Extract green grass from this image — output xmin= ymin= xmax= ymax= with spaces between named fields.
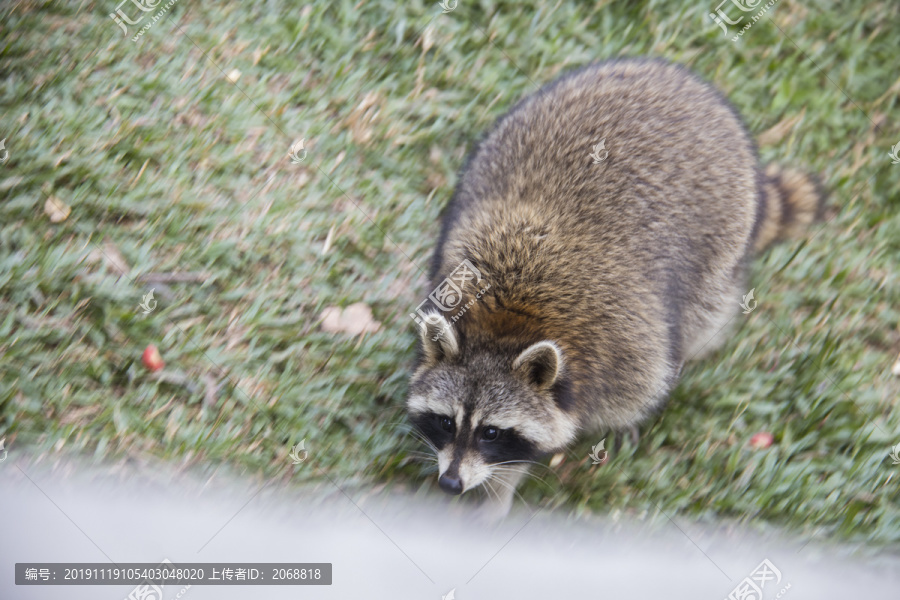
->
xmin=1 ymin=0 xmax=899 ymax=550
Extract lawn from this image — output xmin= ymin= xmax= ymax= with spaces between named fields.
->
xmin=1 ymin=0 xmax=898 ymax=552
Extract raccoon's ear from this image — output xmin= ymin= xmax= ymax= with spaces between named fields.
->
xmin=513 ymin=341 xmax=562 ymax=390
xmin=420 ymin=313 xmax=459 ymax=364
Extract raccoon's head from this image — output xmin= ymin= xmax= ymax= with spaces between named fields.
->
xmin=406 ymin=313 xmax=578 ymax=496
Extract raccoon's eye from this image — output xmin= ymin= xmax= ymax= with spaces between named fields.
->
xmin=482 ymin=426 xmax=500 ymax=441
xmin=440 ymin=416 xmax=454 ymax=433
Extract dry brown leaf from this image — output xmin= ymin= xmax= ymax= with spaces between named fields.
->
xmin=758 ymin=108 xmax=806 ymax=147
xmin=251 ymin=45 xmax=269 ymax=66
xmin=101 ymin=241 xmax=130 ymax=275
xmin=345 ymin=91 xmax=380 ymax=144
xmin=421 ymin=24 xmax=435 ymax=53
xmin=44 ymin=195 xmax=71 ymax=222
xmin=320 ymin=302 xmax=381 ymax=336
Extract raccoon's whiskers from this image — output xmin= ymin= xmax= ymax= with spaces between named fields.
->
xmin=492 ymin=465 xmax=539 ymax=480
xmin=406 ymin=428 xmax=438 ymax=454
xmin=481 ymin=477 xmax=502 ymax=504
xmin=405 ymin=451 xmax=438 ymax=463
xmin=486 ymin=471 xmax=527 ymax=505
xmin=492 ymin=465 xmax=553 ymax=491
xmin=490 ymin=460 xmax=561 ymax=483
xmin=490 ymin=459 xmax=554 ymax=470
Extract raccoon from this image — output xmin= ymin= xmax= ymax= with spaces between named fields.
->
xmin=406 ymin=58 xmax=824 ymax=515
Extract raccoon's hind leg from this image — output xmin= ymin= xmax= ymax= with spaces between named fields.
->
xmin=683 ymin=282 xmax=741 ymax=361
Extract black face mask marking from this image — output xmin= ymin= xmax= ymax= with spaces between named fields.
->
xmin=411 ymin=412 xmax=454 ymax=451
xmin=413 ymin=409 xmax=542 ymax=469
xmin=477 ymin=427 xmax=542 ymax=465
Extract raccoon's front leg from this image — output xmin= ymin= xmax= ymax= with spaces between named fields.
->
xmin=477 ymin=465 xmax=529 ymax=521
xmin=612 ymin=424 xmax=642 ymax=453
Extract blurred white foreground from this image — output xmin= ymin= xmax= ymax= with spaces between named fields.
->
xmin=1 ymin=457 xmax=897 ymax=599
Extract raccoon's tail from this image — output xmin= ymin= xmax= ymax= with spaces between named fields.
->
xmin=753 ymin=164 xmax=826 ymax=252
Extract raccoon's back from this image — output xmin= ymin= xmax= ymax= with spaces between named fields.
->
xmin=437 ymin=58 xmax=756 ymax=269
xmin=435 ymin=58 xmax=757 ymax=323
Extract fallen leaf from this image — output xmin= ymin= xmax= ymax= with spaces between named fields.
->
xmin=421 ymin=24 xmax=435 ymax=53
xmin=251 ymin=45 xmax=269 ymax=66
xmin=44 ymin=195 xmax=71 ymax=222
xmin=101 ymin=241 xmax=130 ymax=276
xmin=758 ymin=108 xmax=806 ymax=147
xmin=320 ymin=302 xmax=381 ymax=335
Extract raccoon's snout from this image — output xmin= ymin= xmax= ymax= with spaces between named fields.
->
xmin=438 ymin=472 xmax=463 ymax=495
xmin=438 ymin=462 xmax=465 ymax=495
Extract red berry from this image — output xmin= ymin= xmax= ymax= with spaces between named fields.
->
xmin=749 ymin=432 xmax=774 ymax=449
xmin=141 ymin=345 xmax=164 ymax=372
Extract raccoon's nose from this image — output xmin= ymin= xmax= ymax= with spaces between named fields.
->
xmin=438 ymin=473 xmax=463 ymax=495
